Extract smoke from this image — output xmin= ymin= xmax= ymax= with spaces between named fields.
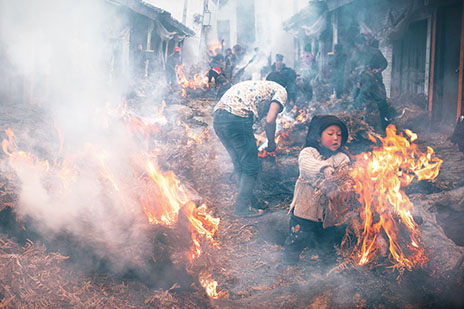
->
xmin=1 ymin=0 xmax=117 ymax=132
xmin=0 ymin=0 xmax=163 ymax=273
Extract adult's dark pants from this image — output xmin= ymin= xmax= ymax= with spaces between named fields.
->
xmin=213 ymin=109 xmax=259 ymax=212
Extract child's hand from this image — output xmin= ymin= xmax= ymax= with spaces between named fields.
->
xmin=323 ymin=166 xmax=335 ymax=178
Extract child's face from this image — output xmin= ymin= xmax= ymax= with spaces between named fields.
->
xmin=320 ymin=125 xmax=342 ymax=152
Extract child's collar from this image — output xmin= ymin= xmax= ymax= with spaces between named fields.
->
xmin=317 ymin=144 xmax=339 ymax=158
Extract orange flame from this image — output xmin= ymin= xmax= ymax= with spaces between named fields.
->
xmin=2 ymin=102 xmax=220 ymax=264
xmin=157 ymin=100 xmax=167 ymax=124
xmin=208 ymin=41 xmax=223 ymax=56
xmin=175 ymin=65 xmax=209 ymax=96
xmin=258 ymin=150 xmax=276 ymax=158
xmin=349 ymin=124 xmax=442 ymax=271
xmin=2 ymin=128 xmax=50 ymax=170
xmin=128 ymin=112 xmax=219 ymax=261
xmin=55 ymin=125 xmax=64 ymax=155
xmin=142 ymin=159 xmax=220 ymax=261
xmin=295 ymin=108 xmax=310 ymax=124
xmin=178 ymin=119 xmax=208 ymax=145
xmin=199 ymin=271 xmax=219 ymax=299
xmin=182 ymin=202 xmax=220 ymax=262
xmin=2 ymin=128 xmax=16 ymax=156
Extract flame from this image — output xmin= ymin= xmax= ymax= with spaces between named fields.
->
xmin=258 ymin=150 xmax=276 ymax=158
xmin=2 ymin=128 xmax=51 ymax=170
xmin=123 ymin=101 xmax=167 ymax=152
xmin=2 ymin=128 xmax=16 ymax=156
xmin=97 ymin=153 xmax=120 ymax=192
xmin=182 ymin=202 xmax=220 ymax=262
xmin=177 ymin=119 xmax=208 ymax=145
xmin=157 ymin=100 xmax=167 ymax=125
xmin=142 ymin=159 xmax=189 ymax=225
xmin=199 ymin=271 xmax=219 ymax=299
xmin=349 ymin=124 xmax=442 ymax=271
xmin=175 ymin=65 xmax=209 ymax=96
xmin=121 ymin=105 xmax=220 ymax=261
xmin=295 ymin=108 xmax=310 ymax=123
xmin=175 ymin=64 xmax=189 ymax=89
xmin=1 ymin=102 xmax=220 ymax=263
xmin=208 ymin=41 xmax=222 ymax=56
xmin=55 ymin=124 xmax=64 ymax=155
xmin=141 ymin=159 xmax=220 ymax=262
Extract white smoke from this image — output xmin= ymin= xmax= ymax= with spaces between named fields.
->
xmin=0 ymin=0 xmax=159 ymax=272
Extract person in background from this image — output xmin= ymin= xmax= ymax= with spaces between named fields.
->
xmin=293 ymin=76 xmax=313 ymax=111
xmin=278 ymin=67 xmax=297 ymax=110
xmin=283 ymin=115 xmax=350 ymax=265
xmin=349 ymin=34 xmax=390 ymax=131
xmin=271 ymin=54 xmax=286 ymax=73
xmin=233 ymin=44 xmax=245 ymax=63
xmin=349 ymin=34 xmax=387 ymax=91
xmin=450 ymin=115 xmax=464 ymax=152
xmin=260 ymin=54 xmax=272 ymax=80
xmin=213 ymin=72 xmax=289 ymax=216
xmin=165 ymin=46 xmax=181 ymax=90
xmin=224 ymin=48 xmax=236 ymax=80
xmin=299 ymin=43 xmax=316 ymax=81
xmin=277 ymin=68 xmax=312 ymax=112
xmin=328 ymin=43 xmax=347 ymax=99
xmin=210 ymin=48 xmax=225 ymax=69
xmin=208 ymin=67 xmax=229 ymax=99
xmin=208 ymin=49 xmax=225 ymax=84
xmin=133 ymin=43 xmax=146 ymax=78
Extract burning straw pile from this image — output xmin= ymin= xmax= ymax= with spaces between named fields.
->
xmin=0 ymin=99 xmax=221 ymax=305
xmin=319 ymin=124 xmax=444 ymax=273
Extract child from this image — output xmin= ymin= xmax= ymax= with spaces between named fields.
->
xmin=283 ymin=115 xmax=350 ymax=265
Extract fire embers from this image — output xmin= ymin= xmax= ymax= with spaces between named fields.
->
xmin=346 ymin=124 xmax=442 ymax=272
xmin=258 ymin=150 xmax=276 ymax=158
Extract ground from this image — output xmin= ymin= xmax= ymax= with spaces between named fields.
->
xmin=0 ymin=95 xmax=463 ymax=308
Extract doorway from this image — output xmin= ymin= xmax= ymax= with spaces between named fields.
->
xmin=432 ymin=1 xmax=462 ymax=124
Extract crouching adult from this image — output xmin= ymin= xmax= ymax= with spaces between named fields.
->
xmin=213 ymin=73 xmax=288 ymax=216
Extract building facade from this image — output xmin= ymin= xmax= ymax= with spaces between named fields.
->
xmin=285 ymin=0 xmax=464 ymax=126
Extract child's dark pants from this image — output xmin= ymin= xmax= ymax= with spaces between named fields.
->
xmin=284 ymin=210 xmax=344 ymax=265
xmin=283 ymin=210 xmax=324 ymax=264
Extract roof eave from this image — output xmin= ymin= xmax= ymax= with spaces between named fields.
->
xmin=114 ymin=0 xmax=195 ymax=37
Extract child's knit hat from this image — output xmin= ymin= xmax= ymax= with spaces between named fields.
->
xmin=305 ymin=115 xmax=349 ymax=148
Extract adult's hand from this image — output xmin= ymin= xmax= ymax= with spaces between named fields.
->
xmin=264 ymin=101 xmax=282 ymax=153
